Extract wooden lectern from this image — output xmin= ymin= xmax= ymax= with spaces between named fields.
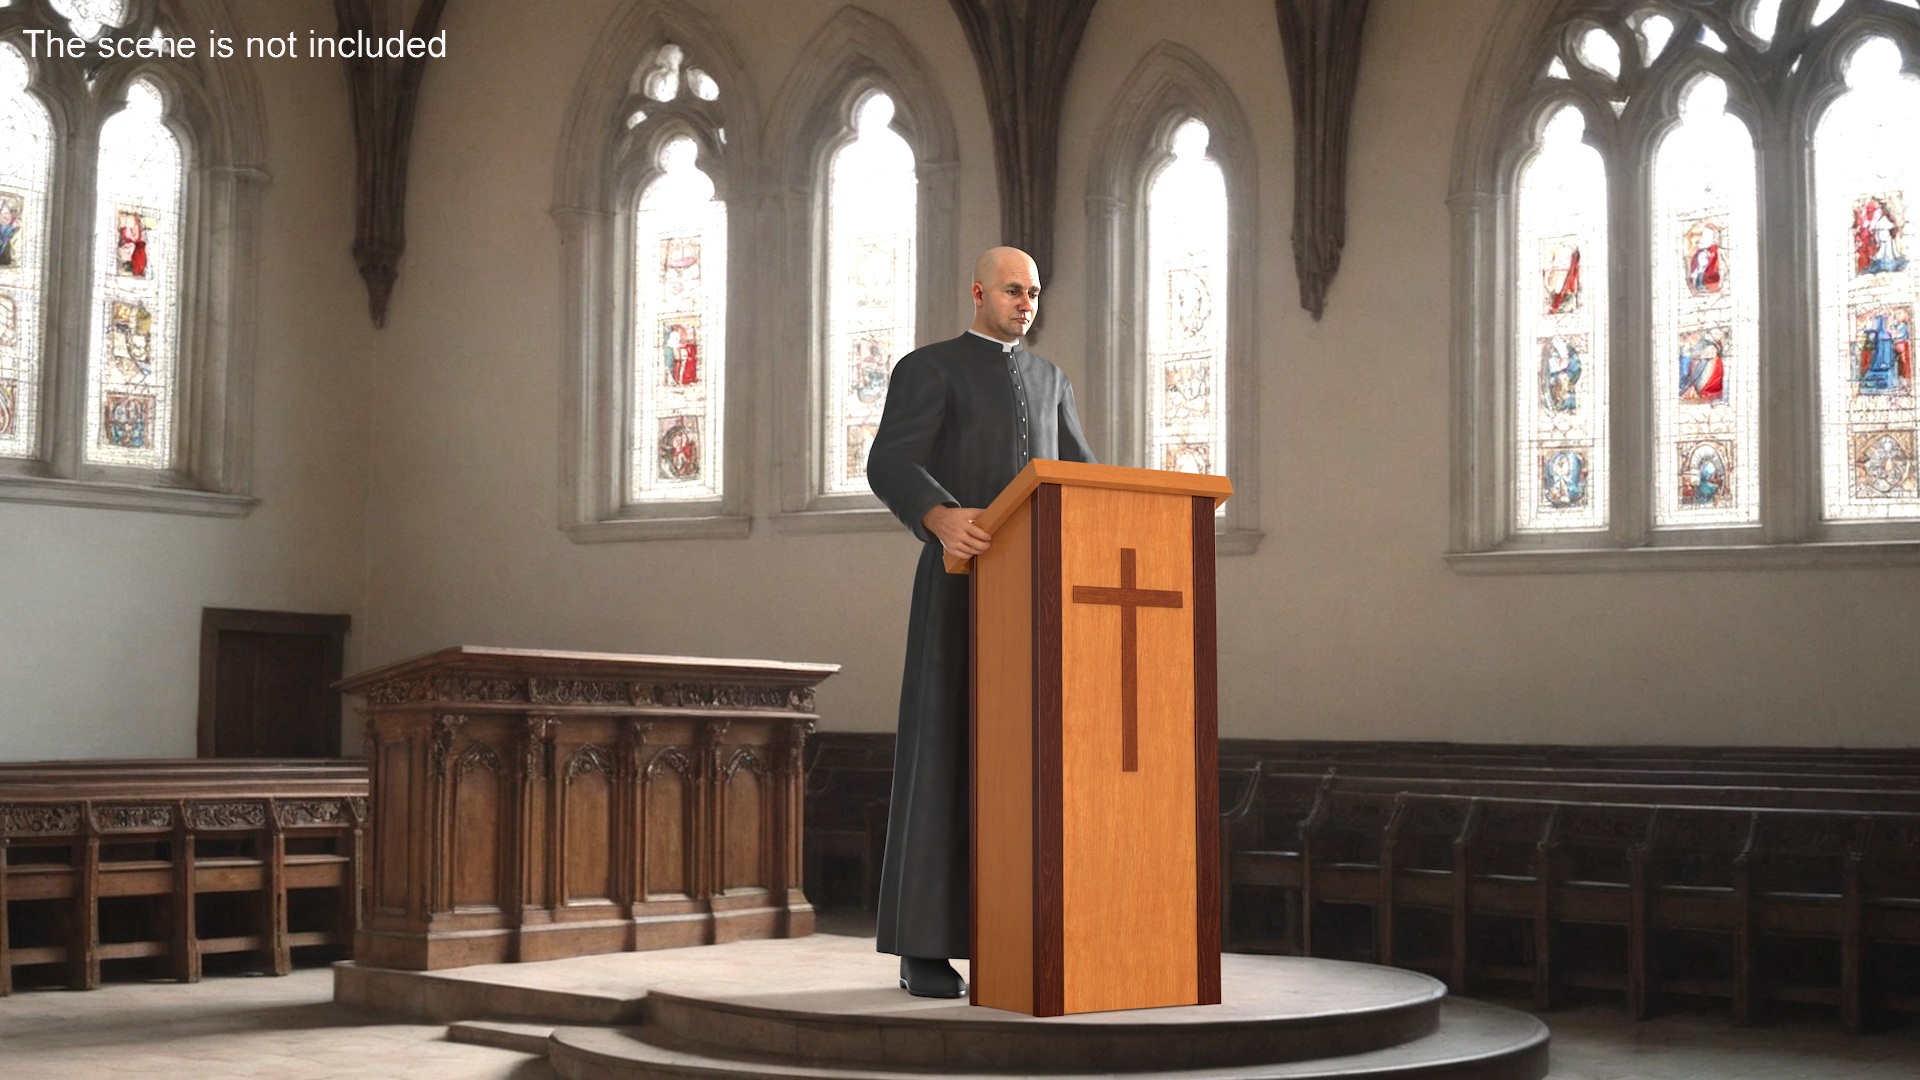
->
xmin=949 ymin=460 xmax=1231 ymax=1016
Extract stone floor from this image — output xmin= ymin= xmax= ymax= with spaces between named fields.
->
xmin=3 ymin=921 xmax=1918 ymax=1079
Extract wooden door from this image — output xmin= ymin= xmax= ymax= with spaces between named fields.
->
xmin=198 ymin=610 xmax=350 ymax=758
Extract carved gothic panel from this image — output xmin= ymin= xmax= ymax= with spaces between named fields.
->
xmin=452 ymin=754 xmax=505 ymax=910
xmin=2 ymin=802 xmax=81 ymax=836
xmin=188 ymin=801 xmax=268 ymax=831
xmin=277 ymin=800 xmax=349 ymax=828
xmin=93 ymin=804 xmax=173 ymax=832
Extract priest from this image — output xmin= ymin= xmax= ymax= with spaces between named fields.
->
xmin=866 ymin=247 xmax=1097 ymax=998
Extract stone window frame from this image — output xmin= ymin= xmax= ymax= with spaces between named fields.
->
xmin=762 ymin=7 xmax=960 ymax=535
xmin=0 ymin=0 xmax=265 ymax=518
xmin=1084 ymin=42 xmax=1263 ymax=555
xmin=553 ymin=2 xmax=760 ymax=542
xmin=1449 ymin=0 xmax=1920 ymax=572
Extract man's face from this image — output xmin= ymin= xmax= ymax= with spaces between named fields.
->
xmin=974 ymin=259 xmax=1040 ymax=339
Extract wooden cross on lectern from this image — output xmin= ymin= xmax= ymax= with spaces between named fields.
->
xmin=1071 ymin=548 xmax=1184 ymax=772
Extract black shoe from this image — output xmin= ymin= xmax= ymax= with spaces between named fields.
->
xmin=898 ymin=955 xmax=966 ymax=999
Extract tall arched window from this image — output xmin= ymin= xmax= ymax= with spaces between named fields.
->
xmin=755 ymin=8 xmax=959 ymax=527
xmin=1450 ymin=1 xmax=1920 ymax=566
xmin=0 ymin=2 xmax=264 ymax=515
xmin=1085 ymin=44 xmax=1262 ymax=553
xmin=631 ymin=133 xmax=726 ymax=504
xmin=1816 ymin=36 xmax=1920 ymax=520
xmin=822 ymin=90 xmax=915 ymax=496
xmin=0 ymin=43 xmax=53 ymax=462
xmin=1514 ymin=105 xmax=1610 ymax=533
xmin=86 ymin=79 xmax=184 ymax=471
xmin=1651 ymin=76 xmax=1759 ymax=527
xmin=1145 ymin=118 xmax=1229 ymax=482
xmin=556 ymin=14 xmax=756 ymax=540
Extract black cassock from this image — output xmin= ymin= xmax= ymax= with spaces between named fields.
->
xmin=866 ymin=330 xmax=1096 ymax=959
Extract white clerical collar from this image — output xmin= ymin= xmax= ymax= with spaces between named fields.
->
xmin=967 ymin=329 xmax=1020 ymax=352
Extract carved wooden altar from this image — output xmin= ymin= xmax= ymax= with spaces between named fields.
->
xmin=338 ymin=647 xmax=837 ymax=970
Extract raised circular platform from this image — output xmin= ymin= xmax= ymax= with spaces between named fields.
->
xmin=525 ymin=936 xmax=1548 ymax=1080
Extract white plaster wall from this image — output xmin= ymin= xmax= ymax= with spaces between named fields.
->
xmin=0 ymin=1 xmax=372 ymax=761
xmin=297 ymin=0 xmax=1920 ymax=751
xmin=358 ymin=0 xmax=1000 ymax=744
xmin=0 ymin=0 xmax=1903 ymax=759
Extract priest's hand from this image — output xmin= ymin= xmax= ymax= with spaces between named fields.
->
xmin=923 ymin=505 xmax=991 ymax=558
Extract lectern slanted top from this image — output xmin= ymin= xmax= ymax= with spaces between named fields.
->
xmin=953 ymin=460 xmax=1230 ymax=1017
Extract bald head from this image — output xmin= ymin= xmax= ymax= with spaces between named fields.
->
xmin=969 ymin=247 xmax=1040 ymax=341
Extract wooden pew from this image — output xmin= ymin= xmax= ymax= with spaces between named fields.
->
xmin=1747 ymin=811 xmax=1871 ymax=1031
xmin=1221 ymin=766 xmax=1318 ymax=955
xmin=1457 ymin=799 xmax=1558 ymax=1007
xmin=0 ymin=761 xmax=366 ymax=994
xmin=1300 ymin=790 xmax=1397 ymax=961
xmin=801 ymin=735 xmax=894 ymax=914
xmin=1380 ymin=794 xmax=1470 ymax=981
xmin=1860 ymin=816 xmax=1920 ymax=1020
xmin=801 ymin=733 xmax=1920 ymax=1031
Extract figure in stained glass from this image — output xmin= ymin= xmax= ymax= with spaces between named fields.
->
xmin=0 ymin=381 xmax=14 ymax=436
xmin=1163 ymin=441 xmax=1211 ymax=474
xmin=845 ymin=422 xmax=876 ymax=481
xmin=1678 ymin=327 xmax=1729 ymax=403
xmin=849 ymin=335 xmax=889 ymax=404
xmin=660 ymin=318 xmax=700 ymax=386
xmin=1164 ymin=357 xmax=1212 ymax=419
xmin=106 ymin=299 xmax=152 ymax=378
xmin=1538 ymin=334 xmax=1583 ymax=413
xmin=659 ymin=235 xmax=701 ymax=299
xmin=1854 ymin=306 xmax=1912 ymax=393
xmin=1854 ymin=195 xmax=1908 ymax=275
xmin=656 ymin=415 xmax=700 ymax=480
xmin=103 ymin=392 xmax=151 ymax=448
xmin=1679 ymin=440 xmax=1732 ymax=506
xmin=1683 ymin=217 xmax=1726 ymax=295
xmin=1853 ymin=429 xmax=1917 ymax=497
xmin=0 ymin=192 xmax=22 ymax=267
xmin=1170 ymin=267 xmax=1212 ymax=339
xmin=115 ymin=208 xmax=152 ymax=278
xmin=1540 ymin=447 xmax=1589 ymax=509
xmin=1543 ymin=239 xmax=1581 ymax=314
xmin=0 ymin=291 xmax=15 ymax=350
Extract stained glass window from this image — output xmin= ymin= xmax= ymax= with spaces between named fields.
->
xmin=0 ymin=45 xmax=51 ymax=461
xmin=1650 ymin=77 xmax=1760 ymax=526
xmin=1145 ymin=118 xmax=1229 ymax=482
xmin=1514 ymin=106 xmax=1609 ymax=532
xmin=84 ymin=81 xmax=182 ymax=471
xmin=631 ymin=135 xmax=726 ymax=504
xmin=823 ymin=92 xmax=915 ymax=496
xmin=49 ymin=0 xmax=124 ymax=39
xmin=1816 ymin=38 xmax=1920 ymax=520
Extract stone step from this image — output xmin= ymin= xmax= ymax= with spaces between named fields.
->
xmin=335 ymin=959 xmax=647 ymax=1025
xmin=640 ymin=955 xmax=1446 ymax=1072
xmin=548 ymin=998 xmax=1550 ymax=1080
xmin=447 ymin=1020 xmax=556 ymax=1055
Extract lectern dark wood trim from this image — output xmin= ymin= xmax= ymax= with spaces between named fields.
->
xmin=1192 ymin=494 xmax=1222 ymax=1004
xmin=1032 ymin=482 xmax=1066 ymax=1016
xmin=958 ymin=460 xmax=1230 ymax=1016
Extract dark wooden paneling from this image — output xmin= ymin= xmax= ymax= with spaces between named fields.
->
xmin=339 ymin=648 xmax=833 ymax=969
xmin=198 ymin=609 xmax=350 ymax=759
